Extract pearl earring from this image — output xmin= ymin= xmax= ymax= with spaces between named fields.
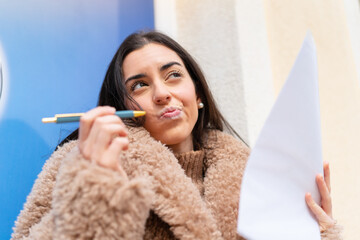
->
xmin=198 ymin=102 xmax=204 ymax=109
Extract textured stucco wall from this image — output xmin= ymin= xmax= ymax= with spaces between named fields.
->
xmin=176 ymin=0 xmax=250 ymax=143
xmin=344 ymin=0 xmax=360 ymax=85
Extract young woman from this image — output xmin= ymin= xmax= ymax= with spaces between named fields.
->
xmin=12 ymin=31 xmax=341 ymax=239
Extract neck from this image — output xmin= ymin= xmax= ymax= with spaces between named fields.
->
xmin=167 ymin=135 xmax=194 ymax=154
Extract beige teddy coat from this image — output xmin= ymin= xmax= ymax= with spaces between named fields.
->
xmin=11 ymin=127 xmax=341 ymax=239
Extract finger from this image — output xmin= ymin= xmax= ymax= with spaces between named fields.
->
xmin=101 ymin=137 xmax=129 ymax=178
xmin=92 ymin=123 xmax=128 ymax=163
xmin=323 ymin=161 xmax=331 ymax=193
xmin=82 ymin=114 xmax=125 ymax=159
xmin=316 ymin=174 xmax=332 ymax=217
xmin=91 ymin=114 xmax=126 ymax=137
xmin=305 ymin=193 xmax=335 ymax=231
xmin=79 ymin=106 xmax=115 ymax=144
xmin=305 ymin=192 xmax=329 ymax=222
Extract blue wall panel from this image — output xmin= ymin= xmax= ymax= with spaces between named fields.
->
xmin=0 ymin=0 xmax=154 ymax=238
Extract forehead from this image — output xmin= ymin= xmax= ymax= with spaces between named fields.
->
xmin=122 ymin=43 xmax=184 ymax=75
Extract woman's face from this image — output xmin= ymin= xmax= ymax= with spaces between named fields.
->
xmin=122 ymin=43 xmax=201 ymax=153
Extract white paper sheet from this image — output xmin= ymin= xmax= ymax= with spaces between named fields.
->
xmin=237 ymin=32 xmax=323 ymax=240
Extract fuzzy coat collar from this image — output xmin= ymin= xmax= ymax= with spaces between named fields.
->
xmin=121 ymin=127 xmax=249 ymax=239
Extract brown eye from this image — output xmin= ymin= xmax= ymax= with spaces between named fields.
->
xmin=131 ymin=81 xmax=148 ymax=91
xmin=167 ymin=70 xmax=182 ymax=79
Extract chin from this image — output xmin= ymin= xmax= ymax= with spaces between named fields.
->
xmin=157 ymin=133 xmax=189 ymax=145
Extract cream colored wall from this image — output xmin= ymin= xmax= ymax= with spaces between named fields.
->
xmin=344 ymin=0 xmax=360 ymax=84
xmin=154 ymin=0 xmax=360 ymax=238
xmin=264 ymin=1 xmax=360 ymax=239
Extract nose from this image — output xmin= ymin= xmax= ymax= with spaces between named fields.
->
xmin=152 ymin=82 xmax=171 ymax=105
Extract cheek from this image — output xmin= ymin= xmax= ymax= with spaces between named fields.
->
xmin=175 ymin=81 xmax=198 ymax=104
xmin=174 ymin=85 xmax=199 ymax=120
xmin=183 ymin=91 xmax=198 ymax=112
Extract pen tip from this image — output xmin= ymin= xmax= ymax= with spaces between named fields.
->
xmin=133 ymin=111 xmax=146 ymax=117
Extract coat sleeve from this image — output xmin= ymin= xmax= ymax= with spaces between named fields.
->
xmin=321 ymin=223 xmax=343 ymax=240
xmin=52 ymin=147 xmax=153 ymax=240
xmin=13 ymin=145 xmax=153 ymax=240
xmin=11 ymin=142 xmax=76 ymax=240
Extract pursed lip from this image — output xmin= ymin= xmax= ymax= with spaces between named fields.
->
xmin=158 ymin=106 xmax=183 ymax=119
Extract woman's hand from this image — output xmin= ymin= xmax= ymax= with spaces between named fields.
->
xmin=305 ymin=162 xmax=336 ymax=232
xmin=78 ymin=106 xmax=129 ymax=180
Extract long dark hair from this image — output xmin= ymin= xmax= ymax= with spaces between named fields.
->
xmin=58 ymin=31 xmax=246 ymax=149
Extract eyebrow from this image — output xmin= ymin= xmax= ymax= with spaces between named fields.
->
xmin=125 ymin=73 xmax=146 ymax=84
xmin=124 ymin=61 xmax=183 ymax=84
xmin=160 ymin=61 xmax=182 ymax=71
